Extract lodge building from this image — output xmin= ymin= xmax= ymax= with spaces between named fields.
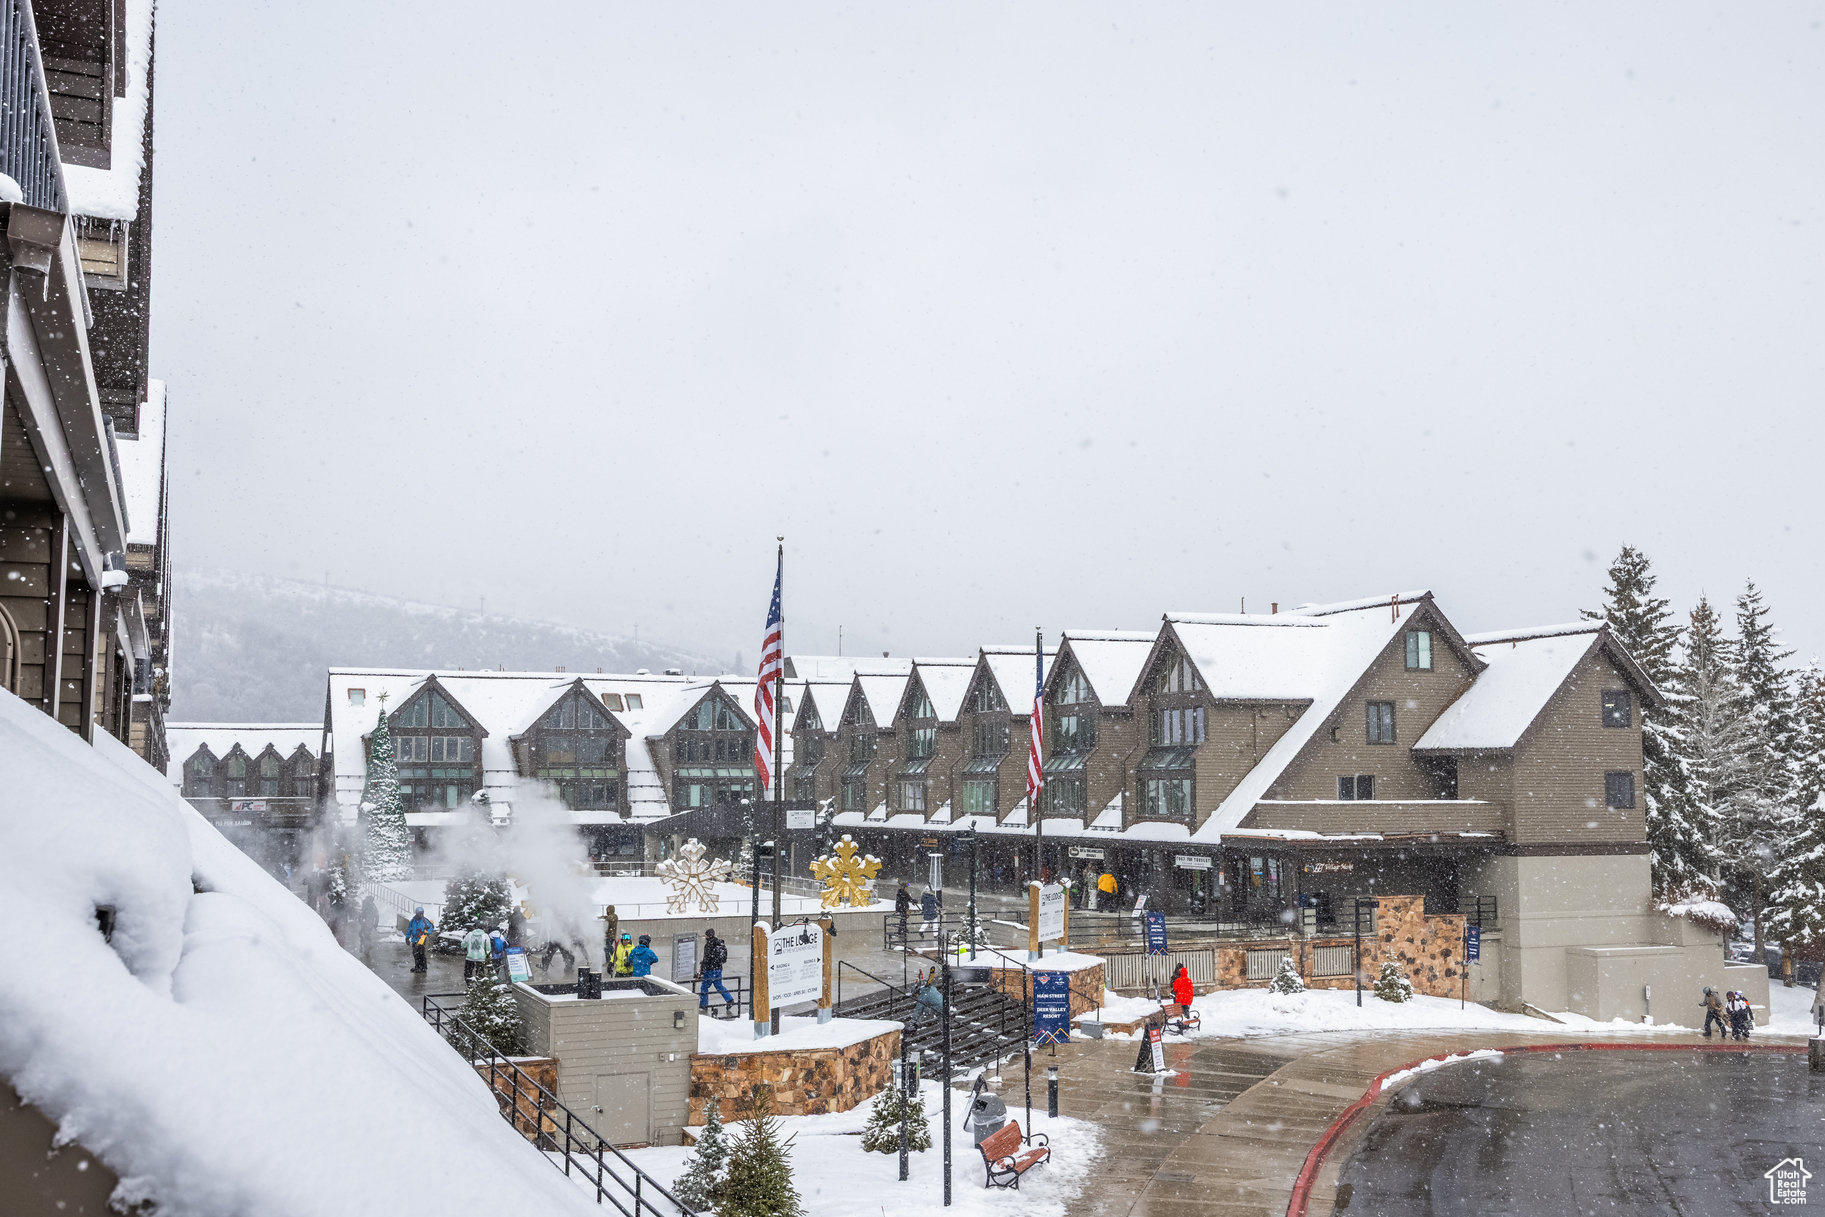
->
xmin=0 ymin=0 xmax=172 ymax=767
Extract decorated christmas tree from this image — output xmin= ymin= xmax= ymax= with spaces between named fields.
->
xmin=461 ymin=969 xmax=521 ymax=1056
xmin=860 ymin=1080 xmax=930 ymax=1154
xmin=361 ymin=704 xmax=412 ymax=884
xmin=443 ymin=869 xmax=513 ymax=931
xmin=1373 ymin=960 xmax=1413 ymax=1003
xmin=719 ymin=1087 xmax=804 ymax=1217
xmin=1267 ymin=956 xmax=1306 ymax=995
xmin=674 ymin=1099 xmax=731 ymax=1209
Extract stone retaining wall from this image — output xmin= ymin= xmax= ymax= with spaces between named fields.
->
xmin=474 ymin=1056 xmax=560 ymax=1143
xmin=985 ymin=961 xmax=1106 ymax=1017
xmin=688 ymin=1027 xmax=900 ymax=1123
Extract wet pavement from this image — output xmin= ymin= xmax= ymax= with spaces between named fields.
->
xmin=1336 ymin=1049 xmax=1824 ymax=1216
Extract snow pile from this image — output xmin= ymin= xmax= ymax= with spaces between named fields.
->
xmin=1375 ymin=1049 xmax=1505 ymax=1094
xmin=1657 ymin=893 xmax=1740 ymax=935
xmin=1762 ymin=982 xmax=1823 ymax=1037
xmin=622 ymin=1079 xmax=1103 ymax=1217
xmin=0 ymin=690 xmax=599 ymax=1216
xmin=700 ymin=1014 xmax=901 ymax=1056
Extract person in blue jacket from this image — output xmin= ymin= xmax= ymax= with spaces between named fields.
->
xmin=910 ymin=970 xmax=945 ymax=1026
xmin=629 ymin=934 xmax=659 ymax=978
xmin=405 ymin=907 xmax=436 ymax=974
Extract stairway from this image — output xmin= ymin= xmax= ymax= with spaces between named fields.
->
xmin=837 ymin=981 xmax=1031 ymax=1075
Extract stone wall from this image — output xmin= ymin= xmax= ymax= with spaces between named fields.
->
xmin=985 ymin=961 xmax=1106 ymax=1017
xmin=689 ymin=1027 xmax=900 ymax=1123
xmin=475 ymin=1057 xmax=560 ymax=1144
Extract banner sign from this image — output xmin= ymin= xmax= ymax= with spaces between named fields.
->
xmin=1069 ymin=846 xmax=1106 ymax=860
xmin=1033 ymin=971 xmax=1071 ymax=1045
xmin=1173 ymin=855 xmax=1211 ymax=870
xmin=766 ymin=922 xmax=824 ymax=1009
xmin=1036 ymin=884 xmax=1066 ymax=943
xmin=1465 ymin=924 xmax=1481 ymax=963
xmin=672 ymin=932 xmax=699 ymax=984
xmin=1149 ymin=1026 xmax=1166 ymax=1072
xmin=504 ymin=947 xmax=530 ymax=984
xmin=1144 ymin=911 xmax=1168 ymax=956
xmin=787 ymin=807 xmax=815 ymax=831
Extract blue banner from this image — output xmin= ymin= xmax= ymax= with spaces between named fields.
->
xmin=1033 ymin=971 xmax=1071 ymax=1045
xmin=1465 ymin=924 xmax=1481 ymax=963
xmin=1144 ymin=911 xmax=1168 ymax=956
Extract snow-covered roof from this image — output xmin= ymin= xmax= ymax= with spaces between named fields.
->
xmin=1414 ymin=626 xmax=1602 ymax=751
xmin=909 ymin=658 xmax=977 ymax=722
xmin=854 ymin=673 xmax=911 ymax=729
xmin=1055 ymin=630 xmax=1157 ymax=707
xmin=980 ymin=645 xmax=1055 ymax=710
xmin=1163 ymin=612 xmax=1339 ymax=701
xmin=116 ymin=380 xmax=165 ymax=548
xmin=785 ymin=655 xmax=914 ymax=681
xmin=792 ymin=680 xmax=851 ymax=731
xmin=164 ymin=722 xmax=320 ymax=781
xmin=0 ymin=689 xmax=605 ymax=1216
xmin=63 ymin=0 xmax=154 ymax=221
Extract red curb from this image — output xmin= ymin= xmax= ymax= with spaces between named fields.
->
xmin=1284 ymin=1041 xmax=1806 ymax=1217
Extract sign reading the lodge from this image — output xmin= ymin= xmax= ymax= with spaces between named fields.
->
xmin=766 ymin=922 xmax=824 ymax=1010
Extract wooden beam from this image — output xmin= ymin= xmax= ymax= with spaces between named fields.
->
xmin=43 ymin=514 xmax=67 ymax=717
xmin=77 ymin=584 xmax=100 ymax=742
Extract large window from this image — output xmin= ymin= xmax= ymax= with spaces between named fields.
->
xmin=389 ymin=689 xmax=481 ymax=810
xmin=258 ymin=752 xmax=280 ymax=796
xmin=1152 ymin=705 xmax=1206 ymax=746
xmin=183 ymin=751 xmax=216 ymax=797
xmin=1366 ymin=701 xmax=1396 ymax=744
xmin=1601 ymin=691 xmax=1632 ymax=728
xmin=1053 ymin=713 xmax=1095 ymax=754
xmin=961 ymin=779 xmax=997 ymax=815
xmin=1045 ymin=776 xmax=1086 ymax=817
xmin=531 ymin=691 xmax=624 ymax=810
xmin=1144 ymin=777 xmax=1193 ymax=820
xmin=970 ymin=680 xmax=1007 ymax=713
xmin=1605 ymin=771 xmax=1636 ymax=810
xmin=1155 ymin=655 xmax=1203 ymax=693
xmin=1055 ymin=666 xmax=1093 ymax=706
xmin=1337 ymin=774 xmax=1375 ymax=800
xmin=224 ymin=753 xmax=247 ymax=797
xmin=1405 ymin=630 xmax=1433 ymax=670
xmin=848 ymin=732 xmax=877 ymax=764
xmin=289 ymin=750 xmax=317 ymax=798
xmin=906 ymin=725 xmax=935 ymax=760
xmin=672 ymin=696 xmax=752 ymax=765
xmin=842 ymin=780 xmax=866 ymax=811
xmin=972 ymin=717 xmax=1008 ymax=756
xmin=897 ymin=780 xmax=927 ymax=813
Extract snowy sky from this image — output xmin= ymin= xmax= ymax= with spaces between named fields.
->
xmin=150 ymin=3 xmax=1825 ymax=667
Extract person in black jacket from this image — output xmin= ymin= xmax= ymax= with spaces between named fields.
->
xmin=895 ymin=882 xmax=912 ymax=940
xmin=697 ymin=927 xmax=736 ymax=1015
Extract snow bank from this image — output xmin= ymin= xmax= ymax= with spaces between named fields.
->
xmin=623 ymin=1079 xmax=1102 ymax=1217
xmin=1375 ymin=1049 xmax=1505 ymax=1094
xmin=0 ymin=691 xmax=599 ymax=1216
xmin=699 ymin=1014 xmax=901 ymax=1056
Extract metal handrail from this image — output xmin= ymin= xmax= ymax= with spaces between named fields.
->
xmin=835 ymin=959 xmax=909 ymax=1016
xmin=420 ymin=994 xmax=696 ymax=1214
xmin=2 ymin=0 xmax=67 ymax=212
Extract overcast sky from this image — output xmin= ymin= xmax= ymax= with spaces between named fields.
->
xmin=150 ymin=3 xmax=1824 ymax=668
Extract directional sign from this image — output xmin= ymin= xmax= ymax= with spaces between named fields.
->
xmin=1144 ymin=911 xmax=1168 ymax=956
xmin=1033 ymin=971 xmax=1071 ymax=1045
xmin=767 ymin=923 xmax=824 ymax=1009
xmin=1465 ymin=924 xmax=1481 ymax=963
xmin=1036 ymin=884 xmax=1065 ymax=944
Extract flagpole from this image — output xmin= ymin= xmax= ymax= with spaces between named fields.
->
xmin=771 ymin=539 xmax=785 ymax=1034
xmin=1033 ymin=627 xmax=1044 ymax=960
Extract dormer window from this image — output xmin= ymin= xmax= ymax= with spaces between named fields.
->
xmin=1056 ymin=668 xmax=1093 ymax=706
xmin=1155 ymin=655 xmax=1202 ymax=694
xmin=1405 ymin=630 xmax=1433 ymax=671
xmin=624 ymin=694 xmax=643 ymax=710
xmin=970 ymin=680 xmax=1007 ymax=713
xmin=348 ymin=688 xmax=365 ymax=706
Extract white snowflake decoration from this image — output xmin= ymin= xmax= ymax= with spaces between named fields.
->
xmin=656 ymin=838 xmax=734 ymax=914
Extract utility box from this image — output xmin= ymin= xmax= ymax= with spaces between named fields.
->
xmin=513 ymin=977 xmax=698 ymax=1147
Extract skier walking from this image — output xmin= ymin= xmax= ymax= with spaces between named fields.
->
xmin=462 ymin=926 xmax=491 ymax=984
xmin=910 ymin=970 xmax=945 ymax=1027
xmin=919 ymin=888 xmax=940 ymax=939
xmin=405 ymin=907 xmax=436 ymax=974
xmin=1726 ymin=990 xmax=1754 ymax=1041
xmin=1700 ymin=986 xmax=1727 ymax=1038
xmin=697 ymin=927 xmax=736 ymax=1016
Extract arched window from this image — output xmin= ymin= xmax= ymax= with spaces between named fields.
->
xmin=0 ymin=603 xmax=19 ymax=695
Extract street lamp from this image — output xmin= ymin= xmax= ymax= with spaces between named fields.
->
xmin=1046 ymin=1065 xmax=1059 ymax=1118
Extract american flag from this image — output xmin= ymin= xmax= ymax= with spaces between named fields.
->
xmin=753 ymin=550 xmax=784 ymax=792
xmin=1025 ymin=637 xmax=1044 ymax=812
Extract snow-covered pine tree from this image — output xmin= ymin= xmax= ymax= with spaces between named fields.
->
xmin=1676 ymin=598 xmax=1754 ymax=909
xmin=1267 ymin=956 xmax=1306 ymax=995
xmin=860 ymin=1080 xmax=930 ymax=1153
xmin=460 ymin=969 xmax=521 ymax=1056
xmin=1584 ymin=545 xmax=1711 ymax=895
xmin=1373 ymin=960 xmax=1413 ymax=1003
xmin=442 ymin=869 xmax=513 ymax=931
xmin=674 ymin=1098 xmax=732 ymax=1208
xmin=1766 ymin=662 xmax=1825 ymax=955
xmin=361 ymin=705 xmax=412 ymax=884
xmin=1722 ymin=582 xmax=1798 ymax=955
xmin=719 ymin=1087 xmax=804 ymax=1217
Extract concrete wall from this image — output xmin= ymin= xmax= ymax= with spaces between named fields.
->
xmin=514 ymin=979 xmax=699 ymax=1147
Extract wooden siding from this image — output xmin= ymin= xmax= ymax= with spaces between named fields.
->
xmin=1508 ymin=646 xmax=1646 ymax=846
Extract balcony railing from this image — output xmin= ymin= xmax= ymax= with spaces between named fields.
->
xmin=1 ymin=0 xmax=67 ymax=212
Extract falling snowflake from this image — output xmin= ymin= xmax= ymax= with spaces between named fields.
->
xmin=809 ymin=835 xmax=882 ymax=909
xmin=656 ymin=838 xmax=734 ymax=914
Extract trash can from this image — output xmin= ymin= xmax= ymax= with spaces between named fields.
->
xmin=965 ymin=1093 xmax=1008 ymax=1147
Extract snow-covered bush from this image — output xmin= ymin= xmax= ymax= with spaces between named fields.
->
xmin=674 ymin=1098 xmax=731 ymax=1208
xmin=1657 ymin=888 xmax=1740 ymax=937
xmin=860 ymin=1080 xmax=930 ymax=1154
xmin=461 ymin=972 xmax=522 ymax=1055
xmin=720 ymin=1086 xmax=804 ymax=1217
xmin=1373 ymin=960 xmax=1414 ymax=1003
xmin=1267 ymin=956 xmax=1306 ymax=995
xmin=443 ymin=869 xmax=514 ymax=932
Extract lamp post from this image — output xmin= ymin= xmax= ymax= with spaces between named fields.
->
xmin=966 ymin=826 xmax=979 ymax=962
xmin=1047 ymin=1064 xmax=1059 ymax=1118
xmin=1354 ymin=898 xmax=1379 ymax=1008
xmin=940 ymin=928 xmax=953 ymax=1208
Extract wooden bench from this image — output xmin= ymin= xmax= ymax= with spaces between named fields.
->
xmin=1162 ymin=1002 xmax=1200 ymax=1035
xmin=978 ymin=1120 xmax=1050 ymax=1190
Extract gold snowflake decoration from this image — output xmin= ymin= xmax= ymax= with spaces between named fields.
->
xmin=656 ymin=838 xmax=733 ymax=914
xmin=809 ymin=835 xmax=882 ymax=909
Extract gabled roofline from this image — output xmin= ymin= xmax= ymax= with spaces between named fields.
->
xmin=1286 ymin=589 xmax=1433 ymax=618
xmin=360 ymin=674 xmax=492 ymax=742
xmin=508 ymin=677 xmax=630 ymax=744
xmin=1473 ymin=621 xmax=1662 ymax=707
xmin=644 ymin=679 xmax=758 ymax=740
xmin=1045 ymin=630 xmax=1153 ymax=708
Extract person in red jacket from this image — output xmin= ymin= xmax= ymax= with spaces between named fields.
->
xmin=1171 ymin=964 xmax=1194 ymax=1008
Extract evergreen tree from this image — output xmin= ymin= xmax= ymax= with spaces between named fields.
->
xmin=442 ymin=868 xmax=513 ymax=931
xmin=1721 ymin=582 xmax=1798 ymax=954
xmin=860 ymin=1080 xmax=930 ymax=1154
xmin=719 ymin=1087 xmax=804 ymax=1217
xmin=361 ymin=705 xmax=412 ymax=884
xmin=1584 ymin=546 xmax=1709 ymax=895
xmin=1373 ymin=960 xmax=1413 ymax=1003
xmin=1678 ymin=597 xmax=1754 ymax=910
xmin=1766 ymin=663 xmax=1825 ymax=952
xmin=1267 ymin=956 xmax=1306 ymax=995
xmin=460 ymin=968 xmax=522 ymax=1056
xmin=674 ymin=1099 xmax=732 ymax=1208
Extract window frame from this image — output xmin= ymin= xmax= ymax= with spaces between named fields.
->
xmin=1604 ymin=770 xmax=1636 ymax=810
xmin=1365 ymin=701 xmax=1396 ymax=745
xmin=1405 ymin=630 xmax=1433 ymax=671
xmin=1337 ymin=774 xmax=1374 ymax=800
xmin=1601 ymin=691 xmax=1633 ymax=729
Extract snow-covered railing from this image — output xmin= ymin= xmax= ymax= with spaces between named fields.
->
xmin=0 ymin=0 xmax=68 ymax=212
xmin=420 ymin=994 xmax=696 ymax=1215
xmin=372 ymin=882 xmax=439 ymax=926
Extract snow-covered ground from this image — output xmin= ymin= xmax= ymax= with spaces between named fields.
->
xmin=699 ymin=1013 xmax=901 ymax=1055
xmin=621 ymin=1080 xmax=1101 ymax=1217
xmin=1763 ymin=980 xmax=1823 ymax=1037
xmin=0 ymin=689 xmax=602 ymax=1217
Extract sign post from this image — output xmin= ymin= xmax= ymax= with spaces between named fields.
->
xmin=504 ymin=946 xmax=530 ymax=985
xmin=671 ymin=932 xmax=698 ymax=986
xmin=1144 ymin=911 xmax=1168 ymax=992
xmin=1463 ymin=923 xmax=1480 ymax=1010
xmin=751 ymin=923 xmax=770 ymax=1039
xmin=1031 ymin=882 xmax=1065 ymax=960
xmin=1132 ymin=1022 xmax=1166 ymax=1074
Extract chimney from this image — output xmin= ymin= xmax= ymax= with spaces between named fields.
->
xmin=882 ymin=651 xmax=890 ymax=658
xmin=1391 ymin=594 xmax=1399 ymax=623
xmin=556 ymin=665 xmax=566 ymax=673
xmin=1271 ymin=602 xmax=1278 ymax=615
